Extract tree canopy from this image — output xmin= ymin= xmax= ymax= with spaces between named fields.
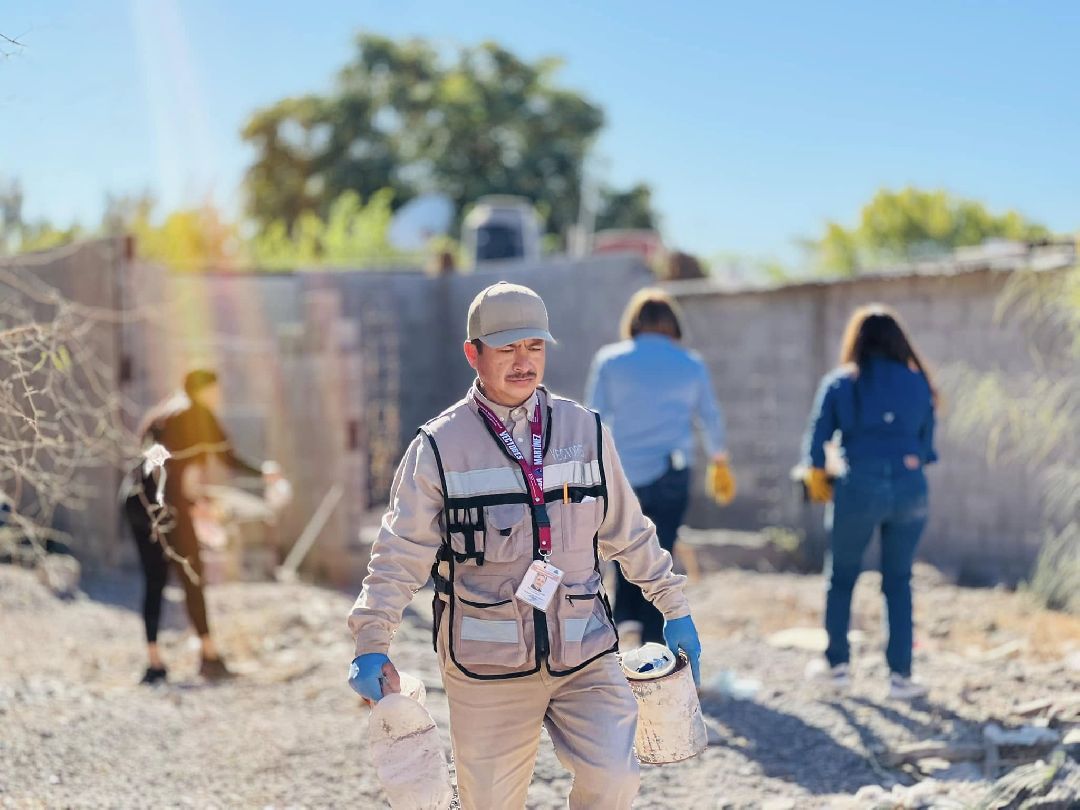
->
xmin=241 ymin=34 xmax=656 ymax=242
xmin=0 ymin=178 xmax=83 ymax=255
xmin=594 ymin=183 xmax=657 ymax=232
xmin=812 ymin=187 xmax=1051 ymax=276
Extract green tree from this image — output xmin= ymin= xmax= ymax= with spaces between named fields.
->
xmin=812 ymin=187 xmax=1051 ymax=276
xmin=241 ymin=34 xmax=654 ymax=242
xmin=708 ymin=252 xmax=792 ymax=285
xmin=320 ymin=189 xmax=397 ymax=265
xmin=16 ymin=222 xmax=83 ymax=253
xmin=0 ymin=177 xmax=83 ymax=256
xmin=242 ymin=91 xmax=399 ymax=232
xmin=249 ymin=189 xmax=403 ymax=269
xmin=101 ymin=194 xmax=243 ymax=271
xmin=135 ymin=206 xmax=240 ymax=271
xmin=0 ymin=177 xmax=25 ymax=254
xmin=594 ymin=183 xmax=657 ymax=231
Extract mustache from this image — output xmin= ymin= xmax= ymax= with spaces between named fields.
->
xmin=506 ymin=372 xmax=537 ymax=381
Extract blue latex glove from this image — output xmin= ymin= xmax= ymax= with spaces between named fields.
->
xmin=348 ymin=653 xmax=391 ymax=702
xmin=663 ymin=615 xmax=702 ymax=687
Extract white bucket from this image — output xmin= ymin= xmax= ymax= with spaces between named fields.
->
xmin=368 ymin=692 xmax=452 ymax=810
xmin=395 ymin=670 xmax=427 ymax=705
xmin=623 ymin=648 xmax=708 ymax=765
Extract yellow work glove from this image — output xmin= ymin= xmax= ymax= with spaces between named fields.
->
xmin=707 ymin=459 xmax=736 ymax=506
xmin=803 ymin=467 xmax=833 ymax=503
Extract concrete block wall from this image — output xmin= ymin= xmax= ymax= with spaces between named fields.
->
xmin=16 ymin=239 xmax=1072 ymax=586
xmin=672 ymin=267 xmax=1072 ymax=584
xmin=302 ymin=256 xmax=657 ymax=498
xmin=122 ymin=266 xmax=373 ymax=582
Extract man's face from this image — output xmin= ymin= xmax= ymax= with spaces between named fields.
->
xmin=464 ymin=338 xmax=546 ymax=406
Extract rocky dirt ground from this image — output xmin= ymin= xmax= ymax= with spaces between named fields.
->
xmin=1 ymin=558 xmax=1078 ymax=809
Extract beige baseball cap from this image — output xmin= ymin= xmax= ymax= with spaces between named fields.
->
xmin=467 ymin=281 xmax=556 ymax=347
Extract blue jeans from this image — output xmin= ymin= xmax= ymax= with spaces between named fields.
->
xmin=614 ymin=465 xmax=690 ymax=644
xmin=824 ymin=464 xmax=928 ymax=676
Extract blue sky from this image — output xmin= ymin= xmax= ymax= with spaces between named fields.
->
xmin=3 ymin=1 xmax=1079 ymax=264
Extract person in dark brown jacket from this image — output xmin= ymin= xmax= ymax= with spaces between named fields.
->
xmin=124 ymin=369 xmax=280 ymax=684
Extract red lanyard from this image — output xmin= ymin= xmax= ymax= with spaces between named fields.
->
xmin=474 ymin=398 xmax=552 ymax=556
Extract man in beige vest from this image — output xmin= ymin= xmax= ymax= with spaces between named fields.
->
xmin=347 ymin=281 xmax=702 ymax=809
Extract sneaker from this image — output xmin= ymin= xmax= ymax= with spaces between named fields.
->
xmin=888 ymin=674 xmax=927 ymax=700
xmin=826 ymin=663 xmax=851 ymax=689
xmin=139 ymin=666 xmax=168 ymax=685
xmin=199 ymin=656 xmax=235 ymax=682
xmin=805 ymin=659 xmax=851 ymax=691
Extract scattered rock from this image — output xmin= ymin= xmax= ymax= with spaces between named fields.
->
xmin=928 ymin=618 xmax=952 ymax=639
xmin=982 ymin=639 xmax=1027 ymax=661
xmin=36 ymin=554 xmax=81 ymax=599
xmin=701 ymin=669 xmax=762 ymax=700
xmin=882 ymin=740 xmax=984 ymax=768
xmin=853 ymin=783 xmax=888 ymax=803
xmin=765 ymin=627 xmax=826 ymax=651
xmin=1013 ymin=697 xmax=1054 ymax=718
xmin=3 ymin=558 xmax=1079 ymax=807
xmin=766 ymin=626 xmax=866 ymax=651
xmin=760 ymin=798 xmax=797 ymax=810
xmin=984 ymin=724 xmax=1060 ymax=747
xmin=933 ymin=761 xmax=984 ymax=782
xmin=1063 ymin=728 xmax=1080 ymax=763
xmin=984 ymin=723 xmax=1062 ymax=777
xmin=851 ymin=778 xmax=976 ymax=809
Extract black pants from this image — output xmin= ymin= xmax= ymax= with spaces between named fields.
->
xmin=123 ymin=495 xmax=209 ymax=644
xmin=613 ymin=465 xmax=691 ymax=644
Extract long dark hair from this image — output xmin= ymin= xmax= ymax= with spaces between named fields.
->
xmin=838 ymin=304 xmax=937 ymax=399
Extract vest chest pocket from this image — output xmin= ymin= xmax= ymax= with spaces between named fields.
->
xmin=451 ymin=578 xmax=528 ymax=670
xmin=482 ymin=503 xmax=529 ymax=564
xmin=554 ymin=492 xmax=604 ymax=554
xmin=547 ymin=572 xmax=616 ymax=671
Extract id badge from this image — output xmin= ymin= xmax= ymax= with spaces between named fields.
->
xmin=515 ymin=560 xmax=564 ymax=612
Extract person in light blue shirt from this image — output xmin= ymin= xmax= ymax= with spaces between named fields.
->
xmin=586 ymin=288 xmax=730 ymax=644
xmin=801 ymin=304 xmax=938 ymax=700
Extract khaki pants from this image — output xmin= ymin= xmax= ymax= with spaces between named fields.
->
xmin=440 ymin=643 xmax=640 ymax=810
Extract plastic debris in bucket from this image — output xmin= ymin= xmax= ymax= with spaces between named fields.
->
xmin=367 ymin=675 xmax=451 ymax=810
xmin=621 ymin=643 xmax=708 ymax=765
xmin=622 ymin=642 xmax=678 ymax=680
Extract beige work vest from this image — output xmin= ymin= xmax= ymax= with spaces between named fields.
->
xmin=421 ymin=387 xmax=618 ymax=680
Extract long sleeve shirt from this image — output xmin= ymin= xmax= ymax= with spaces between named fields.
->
xmin=348 ymin=383 xmax=689 ymax=656
xmin=585 ymin=334 xmax=726 ymax=487
xmin=802 ymin=356 xmax=938 ymax=471
xmin=140 ymin=394 xmax=262 ymax=504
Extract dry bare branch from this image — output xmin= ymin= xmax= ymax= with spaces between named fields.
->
xmin=0 ymin=255 xmax=201 ymax=583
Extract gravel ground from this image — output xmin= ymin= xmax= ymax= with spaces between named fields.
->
xmin=1 ymin=562 xmax=1077 ymax=809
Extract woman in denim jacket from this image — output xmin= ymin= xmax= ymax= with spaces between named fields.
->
xmin=801 ymin=305 xmax=938 ymax=699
